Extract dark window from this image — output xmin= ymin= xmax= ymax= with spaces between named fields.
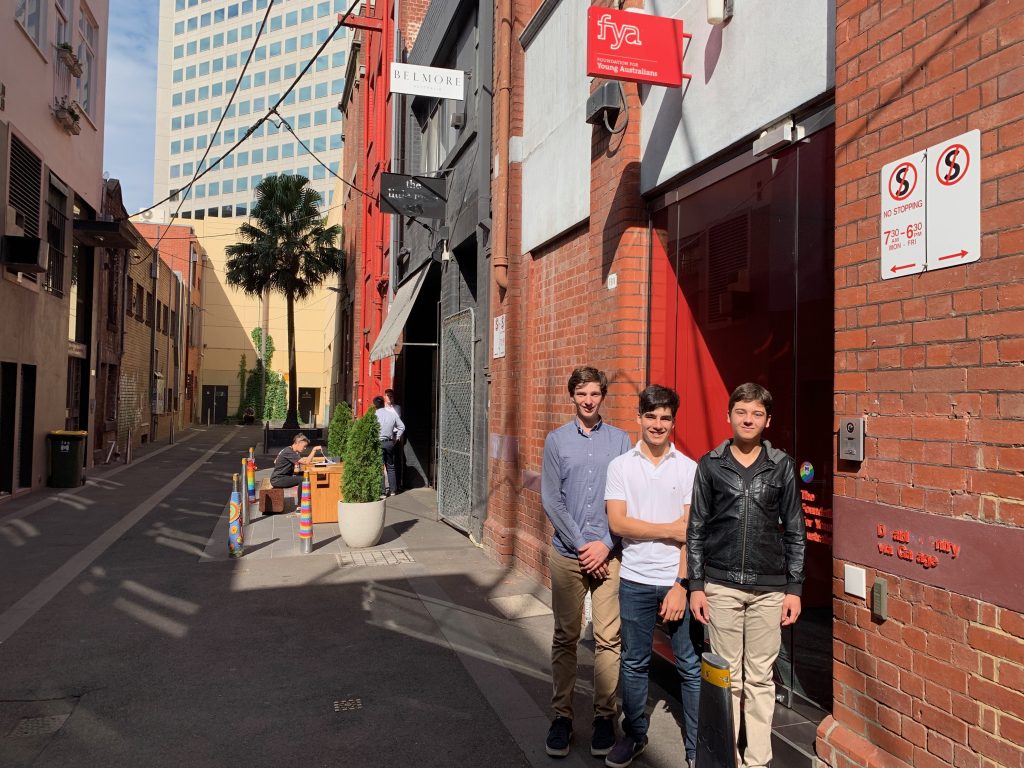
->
xmin=146 ymin=293 xmax=155 ymax=326
xmin=135 ymin=285 xmax=145 ymax=320
xmin=18 ymin=365 xmax=36 ymax=489
xmin=8 ymin=135 xmax=42 ymax=238
xmin=105 ymin=364 xmax=118 ymax=422
xmin=126 ymin=277 xmax=135 ymax=316
xmin=66 ymin=357 xmax=84 ymax=430
xmin=107 ymin=252 xmax=121 ymax=324
xmin=0 ymin=362 xmax=17 ymax=495
xmin=44 ymin=182 xmax=68 ymax=296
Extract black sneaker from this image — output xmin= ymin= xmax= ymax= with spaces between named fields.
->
xmin=546 ymin=716 xmax=573 ymax=757
xmin=604 ymin=734 xmax=647 ymax=768
xmin=591 ymin=717 xmax=616 ymax=756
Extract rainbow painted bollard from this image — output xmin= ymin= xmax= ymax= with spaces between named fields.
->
xmin=240 ymin=457 xmax=250 ymax=526
xmin=246 ymin=447 xmax=257 ymax=503
xmin=228 ymin=473 xmax=244 ymax=559
xmin=299 ymin=472 xmax=313 ymax=554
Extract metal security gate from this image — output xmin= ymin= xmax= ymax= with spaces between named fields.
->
xmin=437 ymin=309 xmax=474 ymax=533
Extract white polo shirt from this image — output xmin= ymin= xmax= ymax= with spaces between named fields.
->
xmin=605 ymin=441 xmax=698 ymax=586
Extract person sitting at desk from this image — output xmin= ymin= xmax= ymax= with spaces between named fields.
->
xmin=270 ymin=433 xmax=324 ymax=488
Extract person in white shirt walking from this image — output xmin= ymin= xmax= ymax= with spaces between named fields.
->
xmin=373 ymin=395 xmax=404 ymax=497
xmin=603 ymin=385 xmax=701 ymax=768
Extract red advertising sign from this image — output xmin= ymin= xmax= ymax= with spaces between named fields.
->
xmin=586 ymin=7 xmax=687 ymax=88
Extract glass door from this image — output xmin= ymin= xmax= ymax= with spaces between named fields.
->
xmin=650 ymin=126 xmax=835 ymax=714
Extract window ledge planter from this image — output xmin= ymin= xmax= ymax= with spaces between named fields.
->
xmin=53 ymin=102 xmax=81 ymax=135
xmin=55 ymin=44 xmax=83 ymax=77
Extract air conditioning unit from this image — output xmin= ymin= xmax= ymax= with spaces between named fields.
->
xmin=0 ymin=234 xmax=49 ymax=274
xmin=5 ymin=205 xmax=25 ymax=237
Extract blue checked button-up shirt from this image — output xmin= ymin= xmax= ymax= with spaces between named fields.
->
xmin=542 ymin=419 xmax=632 ymax=558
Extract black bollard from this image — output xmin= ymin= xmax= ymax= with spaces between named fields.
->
xmin=695 ymin=652 xmax=737 ymax=768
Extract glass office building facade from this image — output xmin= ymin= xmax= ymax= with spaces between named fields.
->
xmin=152 ymin=0 xmax=351 ymax=221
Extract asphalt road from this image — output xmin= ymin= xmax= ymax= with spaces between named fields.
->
xmin=0 ymin=425 xmax=706 ymax=768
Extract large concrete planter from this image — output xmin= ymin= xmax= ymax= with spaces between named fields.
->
xmin=338 ymin=499 xmax=385 ymax=548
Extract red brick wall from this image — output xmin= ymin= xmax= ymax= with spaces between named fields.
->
xmin=821 ymin=1 xmax=1023 ymax=767
xmin=484 ymin=0 xmax=650 ymax=583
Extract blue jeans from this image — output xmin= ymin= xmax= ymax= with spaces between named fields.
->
xmin=619 ymin=578 xmax=702 ymax=759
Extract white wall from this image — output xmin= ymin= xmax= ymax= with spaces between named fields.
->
xmin=640 ymin=0 xmax=835 ymax=192
xmin=520 ymin=0 xmax=591 ymax=253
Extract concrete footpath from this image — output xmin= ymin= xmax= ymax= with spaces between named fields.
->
xmin=0 ymin=426 xmax=698 ymax=768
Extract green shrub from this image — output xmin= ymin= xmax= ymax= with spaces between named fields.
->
xmin=342 ymin=407 xmax=383 ymax=504
xmin=328 ymin=401 xmax=352 ymax=458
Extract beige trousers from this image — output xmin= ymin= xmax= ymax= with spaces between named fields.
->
xmin=549 ymin=547 xmax=621 ymax=719
xmin=705 ymin=582 xmax=785 ymax=768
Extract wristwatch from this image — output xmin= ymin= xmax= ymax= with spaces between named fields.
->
xmin=675 ymin=577 xmax=687 ymax=588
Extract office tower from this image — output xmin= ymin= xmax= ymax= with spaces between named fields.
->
xmin=150 ymin=0 xmax=351 ymax=223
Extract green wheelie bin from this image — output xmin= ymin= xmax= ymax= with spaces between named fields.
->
xmin=47 ymin=430 xmax=88 ymax=487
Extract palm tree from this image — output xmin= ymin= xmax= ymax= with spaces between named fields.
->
xmin=225 ymin=174 xmax=342 ymax=429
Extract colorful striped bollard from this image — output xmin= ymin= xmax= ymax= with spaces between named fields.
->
xmin=299 ymin=471 xmax=313 ymax=554
xmin=246 ymin=447 xmax=257 ymax=503
xmin=240 ymin=457 xmax=250 ymax=526
xmin=228 ymin=473 xmax=244 ymax=558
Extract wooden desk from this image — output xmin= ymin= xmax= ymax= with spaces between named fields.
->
xmin=305 ymin=463 xmax=344 ymax=524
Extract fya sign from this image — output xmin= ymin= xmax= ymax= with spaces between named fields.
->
xmin=390 ymin=62 xmax=465 ymax=101
xmin=586 ymin=7 xmax=688 ymax=88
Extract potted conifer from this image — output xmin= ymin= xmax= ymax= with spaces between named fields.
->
xmin=337 ymin=407 xmax=385 ymax=547
xmin=327 ymin=401 xmax=352 ymax=460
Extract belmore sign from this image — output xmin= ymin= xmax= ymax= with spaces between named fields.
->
xmin=389 ymin=62 xmax=465 ymax=101
xmin=586 ymin=7 xmax=688 ymax=88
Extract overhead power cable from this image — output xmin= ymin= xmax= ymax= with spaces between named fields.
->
xmin=131 ymin=0 xmax=362 ymax=221
xmin=272 ymin=109 xmax=376 ymax=201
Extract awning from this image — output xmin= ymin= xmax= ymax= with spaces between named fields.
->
xmin=73 ymin=218 xmax=139 ymax=249
xmin=369 ymin=263 xmax=432 ymax=362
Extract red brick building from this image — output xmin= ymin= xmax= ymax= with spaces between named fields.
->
xmin=818 ymin=2 xmax=1023 ymax=767
xmin=136 ymin=223 xmax=205 ymax=426
xmin=485 ymin=1 xmax=1022 ymax=766
xmin=337 ymin=1 xmax=428 ymax=415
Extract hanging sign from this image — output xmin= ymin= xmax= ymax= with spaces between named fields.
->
xmin=390 ymin=62 xmax=465 ymax=101
xmin=925 ymin=129 xmax=980 ymax=273
xmin=380 ymin=173 xmax=448 ymax=219
xmin=586 ymin=7 xmax=687 ymax=88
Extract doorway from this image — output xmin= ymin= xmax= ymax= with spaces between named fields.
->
xmin=649 ymin=126 xmax=835 ymax=714
xmin=200 ymin=385 xmax=229 ymax=424
xmin=298 ymin=387 xmax=319 ymax=426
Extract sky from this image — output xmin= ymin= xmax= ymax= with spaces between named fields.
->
xmin=102 ymin=0 xmax=159 ymax=215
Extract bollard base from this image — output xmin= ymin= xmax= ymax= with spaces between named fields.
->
xmin=300 ymin=539 xmax=312 ymax=555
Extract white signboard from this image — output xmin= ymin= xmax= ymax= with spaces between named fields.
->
xmin=926 ymin=129 xmax=980 ymax=272
xmin=880 ymin=151 xmax=927 ymax=279
xmin=390 ymin=63 xmax=465 ymax=101
xmin=493 ymin=314 xmax=506 ymax=359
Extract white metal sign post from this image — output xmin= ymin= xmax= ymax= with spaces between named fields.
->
xmin=926 ymin=129 xmax=981 ymax=272
xmin=880 ymin=152 xmax=927 ymax=279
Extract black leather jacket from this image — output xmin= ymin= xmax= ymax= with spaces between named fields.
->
xmin=686 ymin=440 xmax=805 ymax=595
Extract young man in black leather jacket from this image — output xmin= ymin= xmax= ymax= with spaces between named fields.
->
xmin=686 ymin=383 xmax=806 ymax=768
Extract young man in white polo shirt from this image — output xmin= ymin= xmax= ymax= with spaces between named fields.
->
xmin=604 ymin=385 xmax=701 ymax=768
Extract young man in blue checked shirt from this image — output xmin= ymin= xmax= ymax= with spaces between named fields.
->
xmin=604 ymin=385 xmax=702 ymax=768
xmin=542 ymin=367 xmax=632 ymax=758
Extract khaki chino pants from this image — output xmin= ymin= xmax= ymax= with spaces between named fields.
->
xmin=549 ymin=547 xmax=621 ymax=719
xmin=705 ymin=582 xmax=785 ymax=768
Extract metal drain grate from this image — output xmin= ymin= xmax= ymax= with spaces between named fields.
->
xmin=333 ymin=698 xmax=363 ymax=712
xmin=337 ymin=549 xmax=413 ymax=567
xmin=8 ymin=714 xmax=69 ymax=738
